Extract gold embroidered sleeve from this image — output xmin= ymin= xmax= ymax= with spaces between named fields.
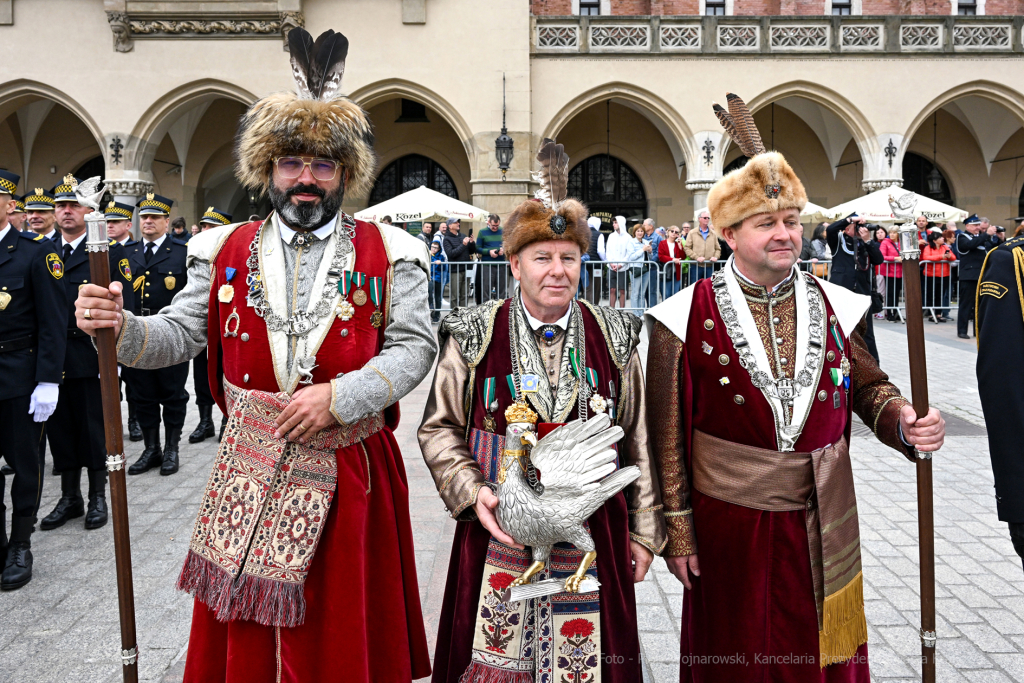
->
xmin=646 ymin=320 xmax=697 ymax=557
xmin=616 ymin=349 xmax=667 ymax=555
xmin=849 ymin=325 xmax=913 ymax=460
xmin=417 ymin=336 xmax=487 ymax=520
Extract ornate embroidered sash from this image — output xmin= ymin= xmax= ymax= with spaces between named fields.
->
xmin=176 ymin=378 xmax=384 ymax=627
xmin=690 ymin=429 xmax=866 ymax=667
xmin=461 ymin=428 xmax=603 ymax=683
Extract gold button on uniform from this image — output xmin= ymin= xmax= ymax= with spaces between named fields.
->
xmin=826 ymin=350 xmax=835 ymax=361
xmin=733 ymin=394 xmax=745 ymax=405
xmin=718 ymin=354 xmax=730 ymax=365
xmin=818 ymin=390 xmax=827 ymax=401
xmin=704 ymin=319 xmax=714 ymax=330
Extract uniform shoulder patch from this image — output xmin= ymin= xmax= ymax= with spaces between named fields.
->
xmin=979 ymin=282 xmax=1008 ymax=299
xmin=119 ymin=258 xmax=132 ymax=282
xmin=45 ymin=252 xmax=63 ymax=279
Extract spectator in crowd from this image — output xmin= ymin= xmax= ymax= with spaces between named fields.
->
xmin=797 ymin=229 xmax=814 ymax=271
xmin=685 ymin=208 xmax=721 ymax=280
xmin=827 ymin=214 xmax=883 ymax=361
xmin=627 ymin=224 xmax=652 ymax=310
xmin=475 ymin=213 xmax=506 ymax=303
xmin=995 ymin=225 xmax=1007 ymax=243
xmin=170 ymin=216 xmax=190 ymax=243
xmin=805 ymin=222 xmax=830 ymax=278
xmin=942 ymin=227 xmax=959 ymax=319
xmin=912 ymin=215 xmax=930 ymax=242
xmin=922 ymin=228 xmax=956 ymax=322
xmin=583 ymin=216 xmax=603 ymax=305
xmin=641 ymin=218 xmax=659 ymax=306
xmin=680 ymin=221 xmax=692 ymax=240
xmin=428 ymin=240 xmax=445 ymax=323
xmin=956 ymin=214 xmax=999 ymax=338
xmin=440 ymin=217 xmax=475 ymax=310
xmin=875 ymin=226 xmax=902 ymax=321
xmin=381 ymin=215 xmax=393 ymax=225
xmin=418 ymin=221 xmax=434 ymax=246
xmin=658 ymin=224 xmax=686 ymax=298
xmin=605 ymin=215 xmax=630 ymax=308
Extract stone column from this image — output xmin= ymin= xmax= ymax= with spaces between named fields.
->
xmin=861 ymin=133 xmax=904 ymax=194
xmin=685 ymin=180 xmax=716 ymax=215
xmin=469 ymin=130 xmax=532 ymax=219
xmin=685 ymin=131 xmax=725 ymax=218
xmin=105 ymin=178 xmax=154 ymax=240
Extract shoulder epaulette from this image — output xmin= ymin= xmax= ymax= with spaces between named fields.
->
xmin=439 ymin=299 xmax=505 ymax=367
xmin=21 ymin=231 xmax=44 ymax=241
xmin=578 ymin=299 xmax=642 ymax=370
xmin=170 ymin=237 xmax=189 ymax=247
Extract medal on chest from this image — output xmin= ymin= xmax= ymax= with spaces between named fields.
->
xmin=0 ymin=292 xmax=10 ymax=310
xmin=829 ymin=317 xmax=851 ymax=409
xmin=483 ymin=377 xmax=498 ymax=433
xmin=336 ymin=270 xmax=355 ymax=321
xmin=351 ymin=272 xmax=367 ymax=306
xmin=368 ymin=277 xmax=384 ymax=328
xmin=218 ymin=267 xmax=236 ymax=304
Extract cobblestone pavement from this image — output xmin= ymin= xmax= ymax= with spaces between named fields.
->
xmin=1 ymin=317 xmax=1021 ymax=682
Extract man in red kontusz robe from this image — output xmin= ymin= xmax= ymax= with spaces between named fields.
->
xmin=645 ymin=93 xmax=946 ymax=683
xmin=74 ymin=28 xmax=434 ymax=683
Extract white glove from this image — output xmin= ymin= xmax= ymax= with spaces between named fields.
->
xmin=28 ymin=382 xmax=60 ymax=422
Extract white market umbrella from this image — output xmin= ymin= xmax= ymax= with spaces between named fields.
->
xmin=355 ymin=185 xmax=490 ymax=224
xmin=825 ymin=184 xmax=968 ymax=226
xmin=801 ymin=201 xmax=829 ymax=223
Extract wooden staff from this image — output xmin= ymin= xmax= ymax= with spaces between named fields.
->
xmin=85 ymin=212 xmax=140 ymax=683
xmin=896 ymin=222 xmax=936 ymax=683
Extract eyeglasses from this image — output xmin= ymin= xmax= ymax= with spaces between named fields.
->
xmin=274 ymin=156 xmax=341 ymax=181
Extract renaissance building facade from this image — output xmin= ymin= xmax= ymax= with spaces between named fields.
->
xmin=2 ymin=0 xmax=1024 ymax=229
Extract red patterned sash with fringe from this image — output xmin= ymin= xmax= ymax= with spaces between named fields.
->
xmin=176 ymin=378 xmax=384 ymax=627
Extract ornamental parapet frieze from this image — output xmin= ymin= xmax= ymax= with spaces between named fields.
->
xmin=106 ymin=9 xmax=304 ymax=53
xmin=106 ymin=180 xmax=155 ymax=198
xmin=532 ymin=15 xmax=1024 ymax=56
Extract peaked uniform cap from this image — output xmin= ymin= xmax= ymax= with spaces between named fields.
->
xmin=200 ymin=206 xmax=233 ymax=225
xmin=12 ymin=195 xmax=26 ymax=213
xmin=138 ymin=193 xmax=173 ymax=216
xmin=0 ymin=169 xmax=19 ymax=195
xmin=24 ymin=188 xmax=55 ymax=211
xmin=104 ymin=200 xmax=135 ymax=221
xmin=234 ymin=28 xmax=377 ymax=199
xmin=53 ymin=174 xmax=80 ymax=201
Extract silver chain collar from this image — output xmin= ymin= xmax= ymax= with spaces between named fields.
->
xmin=712 ymin=269 xmax=825 ymax=448
xmin=245 ymin=214 xmax=356 ymax=337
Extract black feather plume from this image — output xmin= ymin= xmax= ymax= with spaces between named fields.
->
xmin=309 ymin=30 xmax=350 ymax=101
xmin=287 ymin=28 xmax=315 ymax=99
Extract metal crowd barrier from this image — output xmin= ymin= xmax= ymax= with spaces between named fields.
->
xmin=428 ymin=258 xmax=833 ymax=317
xmin=876 ymin=260 xmax=959 ymax=324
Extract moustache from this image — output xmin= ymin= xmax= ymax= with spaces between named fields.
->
xmin=286 ymin=184 xmax=325 ymax=201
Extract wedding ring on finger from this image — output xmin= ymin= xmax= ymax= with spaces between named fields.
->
xmin=297 ymin=423 xmax=307 ymax=432
xmin=84 ymin=308 xmax=93 ymax=320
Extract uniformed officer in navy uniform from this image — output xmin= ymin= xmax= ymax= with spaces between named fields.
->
xmin=976 ymin=233 xmax=1024 ymax=572
xmin=124 ymin=193 xmax=189 ymax=476
xmin=0 ymin=171 xmax=67 ymax=590
xmin=40 ymin=176 xmax=135 ymax=533
xmin=8 ymin=194 xmax=28 ymax=232
xmin=187 ymin=207 xmax=232 ymax=444
xmin=23 ymin=188 xmax=58 ymax=241
xmin=957 ymin=214 xmax=1000 ymax=339
xmin=104 ymin=200 xmax=144 ymax=442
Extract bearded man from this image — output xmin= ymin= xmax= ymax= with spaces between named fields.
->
xmin=75 ymin=28 xmax=433 ymax=682
xmin=645 ymin=94 xmax=946 ymax=683
xmin=420 ymin=139 xmax=665 ymax=683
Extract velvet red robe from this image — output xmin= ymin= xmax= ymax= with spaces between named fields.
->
xmin=183 ymin=219 xmax=431 ymax=683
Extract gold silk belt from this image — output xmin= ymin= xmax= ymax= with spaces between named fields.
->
xmin=691 ymin=429 xmax=867 ymax=668
xmin=176 ymin=378 xmax=384 ymax=628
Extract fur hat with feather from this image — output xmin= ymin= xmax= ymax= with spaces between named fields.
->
xmin=706 ymin=93 xmax=806 ymax=232
xmin=235 ymin=28 xmax=377 ymax=199
xmin=503 ymin=138 xmax=590 ymax=256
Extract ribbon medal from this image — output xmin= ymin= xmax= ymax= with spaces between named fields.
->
xmin=586 ymin=367 xmax=606 ymax=414
xmin=336 ymin=270 xmax=355 ymax=320
xmin=351 ymin=272 xmax=368 ymax=306
xmin=218 ymin=266 xmax=236 ymax=304
xmin=483 ymin=377 xmax=498 ymax=433
xmin=368 ymin=277 xmax=384 ymax=328
xmin=506 ymin=374 xmax=518 ymax=401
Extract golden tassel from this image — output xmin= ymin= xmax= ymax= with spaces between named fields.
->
xmin=818 ymin=571 xmax=868 ymax=668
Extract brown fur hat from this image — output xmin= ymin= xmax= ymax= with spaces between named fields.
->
xmin=235 ymin=91 xmax=376 ymax=199
xmin=707 ymin=151 xmax=806 ymax=231
xmin=503 ymin=197 xmax=590 ymax=256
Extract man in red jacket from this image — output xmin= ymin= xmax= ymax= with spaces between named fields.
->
xmin=73 ymin=28 xmax=434 ymax=683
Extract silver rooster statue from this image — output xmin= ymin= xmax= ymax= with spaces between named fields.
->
xmin=495 ymin=401 xmax=641 ymax=596
xmin=888 ymin=191 xmax=918 ymax=224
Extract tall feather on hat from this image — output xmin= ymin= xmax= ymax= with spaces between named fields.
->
xmin=235 ymin=28 xmax=377 ymax=198
xmin=707 ymin=93 xmax=806 ymax=231
xmin=503 ymin=138 xmax=590 ymax=256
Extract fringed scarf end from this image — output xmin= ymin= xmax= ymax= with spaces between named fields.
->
xmin=819 ymin=571 xmax=868 ymax=668
xmin=457 ymin=660 xmax=534 ymax=683
xmin=176 ymin=549 xmax=236 ymax=615
xmin=228 ymin=571 xmax=307 ymax=628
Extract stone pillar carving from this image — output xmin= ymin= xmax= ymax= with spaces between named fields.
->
xmin=106 ymin=11 xmax=133 ymax=53
xmin=106 ymin=179 xmax=154 ymax=199
xmin=279 ymin=11 xmax=304 ymax=49
xmin=860 ymin=134 xmax=904 ymax=193
xmin=685 ymin=180 xmax=716 ymax=215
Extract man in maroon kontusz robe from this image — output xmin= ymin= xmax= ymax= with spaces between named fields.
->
xmin=645 ymin=94 xmax=946 ymax=683
xmin=74 ymin=28 xmax=434 ymax=683
xmin=419 ymin=139 xmax=666 ymax=683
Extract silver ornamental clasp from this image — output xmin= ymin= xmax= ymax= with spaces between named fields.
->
xmin=290 ymin=315 xmax=313 ymax=336
xmin=776 ymin=378 xmax=795 ymax=402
